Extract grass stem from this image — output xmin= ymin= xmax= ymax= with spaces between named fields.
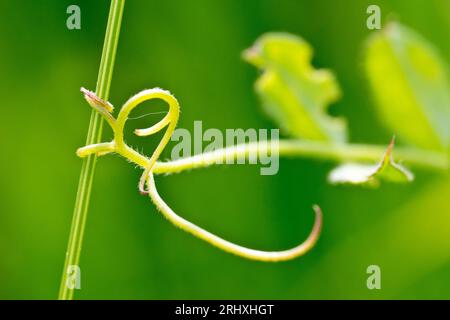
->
xmin=58 ymin=0 xmax=125 ymax=300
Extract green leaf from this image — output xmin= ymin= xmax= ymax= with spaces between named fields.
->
xmin=364 ymin=22 xmax=450 ymax=150
xmin=328 ymin=139 xmax=414 ymax=186
xmin=244 ymin=32 xmax=346 ymax=142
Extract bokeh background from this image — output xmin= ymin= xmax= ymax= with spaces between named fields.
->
xmin=1 ymin=0 xmax=449 ymax=299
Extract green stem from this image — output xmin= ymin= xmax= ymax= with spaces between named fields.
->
xmin=153 ymin=140 xmax=448 ymax=174
xmin=59 ymin=0 xmax=125 ymax=300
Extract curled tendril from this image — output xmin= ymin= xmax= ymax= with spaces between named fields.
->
xmin=77 ymin=87 xmax=322 ymax=262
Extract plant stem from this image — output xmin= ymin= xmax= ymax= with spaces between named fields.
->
xmin=153 ymin=140 xmax=448 ymax=174
xmin=59 ymin=0 xmax=125 ymax=300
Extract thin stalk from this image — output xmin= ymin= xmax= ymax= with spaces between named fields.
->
xmin=59 ymin=0 xmax=125 ymax=300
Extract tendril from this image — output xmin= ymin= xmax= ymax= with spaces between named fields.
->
xmin=77 ymin=87 xmax=322 ymax=262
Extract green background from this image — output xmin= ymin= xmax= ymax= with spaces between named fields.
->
xmin=1 ymin=0 xmax=449 ymax=299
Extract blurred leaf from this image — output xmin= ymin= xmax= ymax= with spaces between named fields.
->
xmin=295 ymin=178 xmax=450 ymax=299
xmin=364 ymin=22 xmax=450 ymax=150
xmin=244 ymin=32 xmax=346 ymax=142
xmin=328 ymin=139 xmax=414 ymax=186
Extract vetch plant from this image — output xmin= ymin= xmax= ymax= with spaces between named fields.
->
xmin=60 ymin=0 xmax=449 ymax=300
xmin=77 ymin=86 xmax=323 ymax=264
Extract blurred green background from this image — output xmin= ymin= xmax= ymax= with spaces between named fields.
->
xmin=1 ymin=0 xmax=449 ymax=299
